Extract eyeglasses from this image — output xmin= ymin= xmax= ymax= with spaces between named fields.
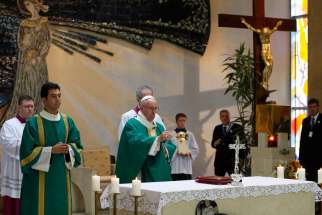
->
xmin=145 ymin=106 xmax=159 ymax=111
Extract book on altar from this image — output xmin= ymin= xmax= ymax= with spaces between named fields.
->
xmin=195 ymin=176 xmax=232 ymax=185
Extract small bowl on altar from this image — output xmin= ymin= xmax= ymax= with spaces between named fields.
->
xmin=230 ymin=174 xmax=243 ymax=186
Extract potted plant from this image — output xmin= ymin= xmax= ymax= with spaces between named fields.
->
xmin=222 ymin=43 xmax=257 ymax=176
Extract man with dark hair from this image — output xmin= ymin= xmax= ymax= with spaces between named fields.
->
xmin=211 ymin=109 xmax=244 ymax=176
xmin=18 ymin=95 xmax=33 ymax=105
xmin=299 ymin=98 xmax=322 ymax=181
xmin=171 ymin=113 xmax=199 ymax=180
xmin=40 ymin=82 xmax=60 ymax=98
xmin=19 ymin=82 xmax=83 ymax=215
xmin=175 ymin=113 xmax=187 ymax=122
xmin=0 ymin=95 xmax=34 ymax=215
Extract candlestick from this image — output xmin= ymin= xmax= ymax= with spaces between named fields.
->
xmin=92 ymin=175 xmax=101 ymax=191
xmin=131 ymin=194 xmax=144 ymax=215
xmin=277 ymin=165 xmax=285 ymax=179
xmin=112 ymin=193 xmax=120 ymax=215
xmin=110 ymin=175 xmax=120 ymax=194
xmin=94 ymin=190 xmax=102 ymax=215
xmin=318 ymin=168 xmax=322 ymax=184
xmin=131 ymin=177 xmax=141 ymax=196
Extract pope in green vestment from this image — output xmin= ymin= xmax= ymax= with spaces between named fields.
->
xmin=19 ymin=110 xmax=83 ymax=215
xmin=116 ymin=108 xmax=176 ymax=184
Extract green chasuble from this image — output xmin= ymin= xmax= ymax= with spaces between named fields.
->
xmin=19 ymin=114 xmax=83 ymax=215
xmin=116 ymin=118 xmax=176 ymax=184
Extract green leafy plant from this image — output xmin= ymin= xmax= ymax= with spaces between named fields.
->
xmin=222 ymin=43 xmax=257 ymax=175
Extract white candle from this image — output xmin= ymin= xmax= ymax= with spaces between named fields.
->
xmin=92 ymin=175 xmax=101 ymax=191
xmin=110 ymin=175 xmax=120 ymax=194
xmin=277 ymin=165 xmax=285 ymax=179
xmin=318 ymin=168 xmax=322 ymax=184
xmin=131 ymin=177 xmax=141 ymax=196
xmin=297 ymin=167 xmax=306 ymax=181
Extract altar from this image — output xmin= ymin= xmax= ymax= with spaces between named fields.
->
xmin=101 ymin=177 xmax=322 ymax=215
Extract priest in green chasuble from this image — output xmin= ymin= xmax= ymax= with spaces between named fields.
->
xmin=116 ymin=95 xmax=176 ymax=183
xmin=19 ymin=82 xmax=83 ymax=215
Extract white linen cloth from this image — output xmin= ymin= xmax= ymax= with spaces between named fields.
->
xmin=100 ymin=176 xmax=322 ymax=215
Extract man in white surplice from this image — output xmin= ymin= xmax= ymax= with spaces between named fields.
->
xmin=116 ymin=86 xmax=165 ymax=154
xmin=0 ymin=95 xmax=34 ymax=215
xmin=170 ymin=113 xmax=199 ymax=180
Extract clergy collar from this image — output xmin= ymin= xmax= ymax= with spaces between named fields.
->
xmin=133 ymin=105 xmax=140 ymax=114
xmin=16 ymin=114 xmax=26 ymax=124
xmin=40 ymin=110 xmax=61 ymax=121
xmin=137 ymin=111 xmax=156 ymax=129
xmin=175 ymin=128 xmax=187 ymax=133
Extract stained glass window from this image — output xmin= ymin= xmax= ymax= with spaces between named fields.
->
xmin=291 ymin=0 xmax=308 ymax=157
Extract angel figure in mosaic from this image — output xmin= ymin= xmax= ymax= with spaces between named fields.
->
xmin=2 ymin=0 xmax=50 ymax=122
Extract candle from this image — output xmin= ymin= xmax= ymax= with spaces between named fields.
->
xmin=277 ymin=165 xmax=284 ymax=179
xmin=110 ymin=175 xmax=120 ymax=194
xmin=297 ymin=167 xmax=306 ymax=181
xmin=131 ymin=177 xmax=141 ymax=196
xmin=318 ymin=168 xmax=322 ymax=184
xmin=92 ymin=175 xmax=101 ymax=191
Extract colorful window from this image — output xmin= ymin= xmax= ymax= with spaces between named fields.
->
xmin=291 ymin=0 xmax=308 ymax=157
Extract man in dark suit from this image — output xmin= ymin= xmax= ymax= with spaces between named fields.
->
xmin=299 ymin=98 xmax=322 ymax=182
xmin=211 ymin=110 xmax=244 ymax=176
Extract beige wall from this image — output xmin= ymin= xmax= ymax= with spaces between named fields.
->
xmin=47 ymin=0 xmax=291 ymax=177
xmin=308 ymin=0 xmax=322 ymax=103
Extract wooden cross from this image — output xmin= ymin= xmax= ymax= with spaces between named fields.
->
xmin=229 ymin=136 xmax=246 ymax=174
xmin=218 ymin=0 xmax=297 ymax=103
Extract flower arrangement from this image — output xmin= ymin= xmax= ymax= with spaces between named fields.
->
xmin=286 ymin=160 xmax=301 ymax=179
xmin=273 ymin=160 xmax=301 ymax=179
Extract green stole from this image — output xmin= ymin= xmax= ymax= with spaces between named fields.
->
xmin=35 ymin=114 xmax=71 ymax=215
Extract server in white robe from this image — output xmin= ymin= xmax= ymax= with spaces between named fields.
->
xmin=0 ymin=95 xmax=34 ymax=215
xmin=171 ymin=113 xmax=199 ymax=180
xmin=117 ymin=86 xmax=165 ymax=154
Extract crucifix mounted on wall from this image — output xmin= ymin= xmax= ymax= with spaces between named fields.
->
xmin=218 ymin=0 xmax=297 ymax=104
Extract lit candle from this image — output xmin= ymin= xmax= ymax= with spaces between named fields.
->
xmin=318 ymin=168 xmax=322 ymax=184
xmin=131 ymin=177 xmax=141 ymax=196
xmin=92 ymin=175 xmax=101 ymax=191
xmin=297 ymin=167 xmax=306 ymax=181
xmin=277 ymin=165 xmax=285 ymax=179
xmin=110 ymin=175 xmax=120 ymax=194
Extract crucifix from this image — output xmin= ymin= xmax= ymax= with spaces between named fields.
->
xmin=229 ymin=136 xmax=246 ymax=174
xmin=218 ymin=0 xmax=297 ymax=104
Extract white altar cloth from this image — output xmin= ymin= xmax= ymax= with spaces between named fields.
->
xmin=100 ymin=176 xmax=322 ymax=215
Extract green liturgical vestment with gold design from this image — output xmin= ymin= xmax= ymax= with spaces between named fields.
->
xmin=116 ymin=118 xmax=176 ymax=184
xmin=19 ymin=114 xmax=83 ymax=215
